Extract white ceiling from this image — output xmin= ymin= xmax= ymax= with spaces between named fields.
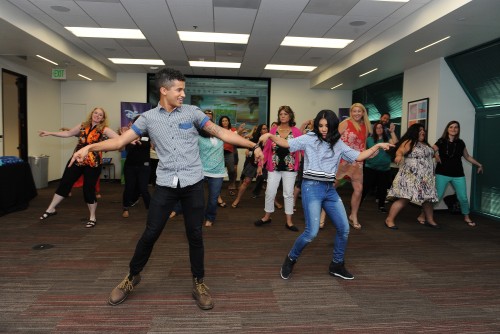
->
xmin=0 ymin=0 xmax=499 ymax=90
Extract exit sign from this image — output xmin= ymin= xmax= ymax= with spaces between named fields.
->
xmin=51 ymin=69 xmax=66 ymax=80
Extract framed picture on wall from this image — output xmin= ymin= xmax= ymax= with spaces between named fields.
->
xmin=407 ymin=98 xmax=429 ymax=128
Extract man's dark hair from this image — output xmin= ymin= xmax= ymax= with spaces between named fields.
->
xmin=155 ymin=68 xmax=186 ymax=90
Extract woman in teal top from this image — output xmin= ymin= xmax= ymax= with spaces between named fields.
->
xmin=198 ymin=110 xmax=227 ymax=227
xmin=361 ymin=121 xmax=398 ymax=212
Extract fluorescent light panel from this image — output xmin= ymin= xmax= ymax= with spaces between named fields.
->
xmin=78 ymin=74 xmax=92 ymax=81
xmin=189 ymin=61 xmax=241 ymax=68
xmin=36 ymin=54 xmax=58 ymax=65
xmin=179 ymin=31 xmax=249 ymax=44
xmin=265 ymin=64 xmax=317 ymax=72
xmin=359 ymin=68 xmax=378 ymax=77
xmin=331 ymin=83 xmax=343 ymax=90
xmin=66 ymin=27 xmax=145 ymax=39
xmin=109 ymin=58 xmax=164 ymax=65
xmin=414 ymin=36 xmax=450 ymax=53
xmin=281 ymin=36 xmax=353 ymax=48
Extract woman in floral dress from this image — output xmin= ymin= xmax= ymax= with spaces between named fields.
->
xmin=385 ymin=123 xmax=439 ymax=229
xmin=335 ymin=103 xmax=371 ymax=229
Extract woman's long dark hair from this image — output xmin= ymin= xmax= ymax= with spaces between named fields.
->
xmin=313 ymin=110 xmax=341 ymax=150
xmin=371 ymin=121 xmax=389 ymax=142
xmin=218 ymin=115 xmax=231 ymax=129
xmin=251 ymin=123 xmax=267 ymax=145
xmin=394 ymin=123 xmax=429 ymax=156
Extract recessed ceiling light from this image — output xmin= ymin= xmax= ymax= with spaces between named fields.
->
xmin=78 ymin=74 xmax=92 ymax=81
xmin=359 ymin=68 xmax=378 ymax=77
xmin=331 ymin=83 xmax=343 ymax=90
xmin=414 ymin=36 xmax=450 ymax=53
xmin=109 ymin=58 xmax=165 ymax=65
xmin=66 ymin=27 xmax=145 ymax=39
xmin=150 ymin=66 xmax=159 ymax=70
xmin=36 ymin=55 xmax=58 ymax=65
xmin=178 ymin=31 xmax=249 ymax=44
xmin=265 ymin=64 xmax=317 ymax=72
xmin=281 ymin=36 xmax=353 ymax=49
xmin=189 ymin=61 xmax=241 ymax=68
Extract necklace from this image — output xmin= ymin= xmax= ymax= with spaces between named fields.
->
xmin=445 ymin=140 xmax=457 ymax=158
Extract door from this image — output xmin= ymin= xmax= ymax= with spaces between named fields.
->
xmin=1 ymin=69 xmax=28 ymax=160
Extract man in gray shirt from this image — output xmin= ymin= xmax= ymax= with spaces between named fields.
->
xmin=71 ymin=68 xmax=263 ymax=310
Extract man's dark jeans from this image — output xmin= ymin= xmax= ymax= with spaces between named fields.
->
xmin=129 ymin=180 xmax=205 ymax=278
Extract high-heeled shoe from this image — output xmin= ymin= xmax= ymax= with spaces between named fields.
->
xmin=285 ymin=223 xmax=299 ymax=232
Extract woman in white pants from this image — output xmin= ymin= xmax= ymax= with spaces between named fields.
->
xmin=254 ymin=106 xmax=302 ymax=231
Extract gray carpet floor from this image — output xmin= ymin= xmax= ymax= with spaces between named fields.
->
xmin=0 ymin=181 xmax=499 ymax=333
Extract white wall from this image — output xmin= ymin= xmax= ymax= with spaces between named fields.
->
xmin=403 ymin=58 xmax=475 ymax=209
xmin=60 ymin=72 xmax=147 ymax=178
xmin=0 ymin=57 xmax=61 ymax=180
xmin=270 ymin=78 xmax=352 ymax=124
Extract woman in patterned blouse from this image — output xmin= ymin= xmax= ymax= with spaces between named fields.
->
xmin=38 ymin=107 xmax=119 ymax=228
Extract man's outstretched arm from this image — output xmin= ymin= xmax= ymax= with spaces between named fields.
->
xmin=69 ymin=129 xmax=139 ymax=166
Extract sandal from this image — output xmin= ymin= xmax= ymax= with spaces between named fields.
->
xmin=465 ymin=220 xmax=476 ymax=227
xmin=205 ymin=220 xmax=213 ymax=227
xmin=417 ymin=219 xmax=426 ymax=225
xmin=231 ymin=202 xmax=239 ymax=208
xmin=40 ymin=211 xmax=57 ymax=220
xmin=85 ymin=220 xmax=97 ymax=228
xmin=217 ymin=201 xmax=227 ymax=208
xmin=424 ymin=221 xmax=441 ymax=229
xmin=348 ymin=218 xmax=361 ymax=230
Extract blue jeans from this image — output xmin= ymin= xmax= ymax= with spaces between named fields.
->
xmin=129 ymin=180 xmax=205 ymax=278
xmin=289 ymin=180 xmax=350 ymax=264
xmin=204 ymin=176 xmax=223 ymax=222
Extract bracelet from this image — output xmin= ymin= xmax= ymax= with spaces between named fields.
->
xmin=250 ymin=144 xmax=260 ymax=151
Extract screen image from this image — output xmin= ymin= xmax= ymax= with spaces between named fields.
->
xmin=147 ymin=74 xmax=270 ymax=132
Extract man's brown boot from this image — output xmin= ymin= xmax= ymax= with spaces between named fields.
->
xmin=192 ymin=277 xmax=214 ymax=310
xmin=108 ymin=273 xmax=141 ymax=305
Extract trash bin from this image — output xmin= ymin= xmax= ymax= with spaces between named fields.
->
xmin=28 ymin=155 xmax=49 ymax=189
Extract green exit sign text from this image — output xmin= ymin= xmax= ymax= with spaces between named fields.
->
xmin=51 ymin=69 xmax=66 ymax=80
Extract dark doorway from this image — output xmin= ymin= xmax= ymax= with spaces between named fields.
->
xmin=2 ymin=69 xmax=28 ymax=161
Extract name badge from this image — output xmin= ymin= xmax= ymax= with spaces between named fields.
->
xmin=172 ymin=176 xmax=178 ymax=186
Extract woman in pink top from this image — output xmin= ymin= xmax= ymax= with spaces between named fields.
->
xmin=254 ymin=106 xmax=302 ymax=232
xmin=335 ymin=103 xmax=371 ymax=230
